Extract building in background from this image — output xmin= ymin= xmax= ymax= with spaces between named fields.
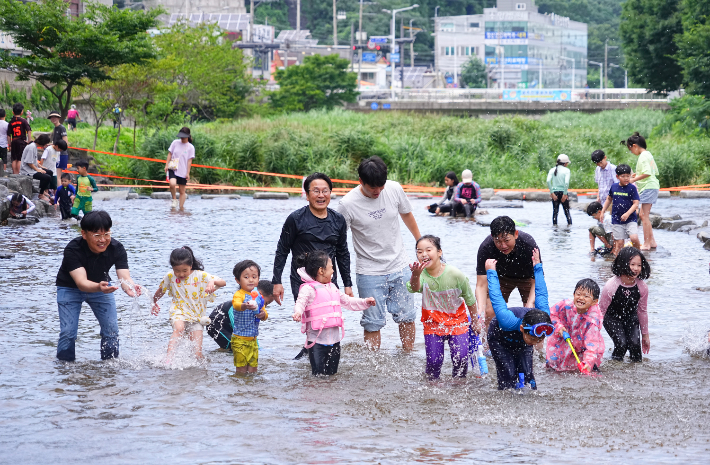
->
xmin=434 ymin=0 xmax=587 ymax=89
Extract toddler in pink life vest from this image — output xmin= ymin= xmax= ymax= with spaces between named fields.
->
xmin=546 ymin=278 xmax=605 ymax=372
xmin=292 ymin=250 xmax=375 ymax=375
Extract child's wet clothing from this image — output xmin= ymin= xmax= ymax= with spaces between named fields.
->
xmin=158 ymin=270 xmax=218 ymax=324
xmin=599 ymin=276 xmax=648 ymax=361
xmin=231 ymin=289 xmax=268 ymax=369
xmin=546 ymin=299 xmax=605 ymax=371
xmin=71 ymin=174 xmax=98 ymax=216
xmin=54 ymin=184 xmax=76 ymax=219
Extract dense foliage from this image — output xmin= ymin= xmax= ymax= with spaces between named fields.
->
xmin=460 ymin=57 xmax=487 ymax=89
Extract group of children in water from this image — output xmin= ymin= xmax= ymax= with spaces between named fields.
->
xmin=149 ymin=231 xmax=651 ymax=391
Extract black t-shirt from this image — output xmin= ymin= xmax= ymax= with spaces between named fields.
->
xmin=56 ymin=237 xmax=129 ymax=288
xmin=272 ymin=206 xmax=352 ymax=298
xmin=52 ymin=124 xmax=67 ymax=145
xmin=8 ymin=116 xmax=31 ymax=149
xmin=476 ymin=231 xmax=540 ymax=279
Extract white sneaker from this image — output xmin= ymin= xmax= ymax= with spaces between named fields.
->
xmin=171 ymin=199 xmax=178 ymax=208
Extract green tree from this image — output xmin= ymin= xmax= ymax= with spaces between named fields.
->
xmin=619 ymin=0 xmax=683 ymax=93
xmin=460 ymin=56 xmax=487 ymax=88
xmin=270 ymin=54 xmax=357 ymax=112
xmin=0 ymin=0 xmax=161 ymax=120
xmin=676 ymin=0 xmax=710 ymax=97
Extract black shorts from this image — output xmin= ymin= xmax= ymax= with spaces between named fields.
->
xmin=0 ymin=147 xmax=6 ymax=163
xmin=168 ymin=170 xmax=187 ymax=185
xmin=10 ymin=140 xmax=27 ymax=161
xmin=66 ymin=118 xmax=77 ymax=129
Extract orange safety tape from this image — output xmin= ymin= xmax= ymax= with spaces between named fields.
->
xmin=64 ymin=169 xmax=170 ymax=184
xmin=99 ymin=184 xmax=305 ymax=192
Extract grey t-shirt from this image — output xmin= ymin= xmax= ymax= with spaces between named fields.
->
xmin=20 ymin=142 xmax=38 ymax=176
xmin=336 ymin=180 xmax=413 ymax=275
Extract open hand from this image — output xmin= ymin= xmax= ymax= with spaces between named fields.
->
xmin=152 ymin=302 xmax=161 ymax=316
xmin=484 ymin=259 xmax=497 ymax=271
xmin=409 ymin=261 xmax=427 ymax=276
xmin=642 ymin=334 xmax=650 ymax=354
xmin=99 ymin=281 xmax=119 ymax=294
xmin=532 ymin=248 xmax=540 ymax=266
xmin=365 ymin=297 xmax=376 ymax=307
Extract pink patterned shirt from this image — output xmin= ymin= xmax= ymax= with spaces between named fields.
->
xmin=546 ymin=298 xmax=605 ymax=371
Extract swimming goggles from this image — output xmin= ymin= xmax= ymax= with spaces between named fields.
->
xmin=523 ymin=322 xmax=554 ymax=338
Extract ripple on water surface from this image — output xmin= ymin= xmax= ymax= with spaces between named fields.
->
xmin=1 ymin=196 xmax=710 ymax=463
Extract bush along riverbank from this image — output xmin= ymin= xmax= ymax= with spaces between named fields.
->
xmin=62 ymin=108 xmax=710 ymax=191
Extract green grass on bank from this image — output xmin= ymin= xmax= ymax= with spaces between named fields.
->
xmin=61 ymin=110 xmax=710 ymax=191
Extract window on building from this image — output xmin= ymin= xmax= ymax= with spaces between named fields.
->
xmin=516 ymin=3 xmax=526 ymax=10
xmin=440 ymin=22 xmax=454 ymax=31
xmin=462 ymin=46 xmax=475 ymax=56
xmin=443 ymin=46 xmax=455 ymax=56
xmin=469 ymin=22 xmax=480 ymax=28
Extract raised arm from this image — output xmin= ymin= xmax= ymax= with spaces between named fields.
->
xmin=485 ymin=259 xmax=522 ymax=331
xmin=335 ymin=219 xmax=353 ymax=294
xmin=532 ymin=263 xmax=549 ymax=314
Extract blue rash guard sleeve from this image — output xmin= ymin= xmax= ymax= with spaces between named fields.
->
xmin=532 ymin=263 xmax=550 ymax=315
xmin=487 ymin=269 xmax=523 ymax=331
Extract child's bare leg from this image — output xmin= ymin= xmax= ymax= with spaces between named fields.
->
xmin=188 ymin=330 xmax=204 ymax=359
xmin=589 ymin=231 xmax=596 ymax=252
xmin=630 ymin=234 xmax=641 ymax=249
xmin=601 ymin=236 xmax=612 ymax=248
xmin=640 ymin=204 xmax=656 ymax=249
xmin=247 ymin=365 xmax=258 ymax=373
xmin=178 ymin=184 xmax=187 ymax=209
xmin=612 ymin=239 xmax=623 ymax=256
xmin=167 ymin=321 xmax=186 ymax=360
xmin=235 ymin=366 xmax=248 ymax=374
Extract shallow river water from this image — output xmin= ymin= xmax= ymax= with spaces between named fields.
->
xmin=1 ymin=195 xmax=710 ymax=464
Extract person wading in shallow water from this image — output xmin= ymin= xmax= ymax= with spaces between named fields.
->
xmin=337 ymin=156 xmax=421 ymax=351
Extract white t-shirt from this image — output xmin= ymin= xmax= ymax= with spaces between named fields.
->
xmin=41 ymin=146 xmax=59 ymax=173
xmin=337 ymin=180 xmax=413 ymax=275
xmin=0 ymin=120 xmax=7 ymax=147
xmin=167 ymin=139 xmax=195 ymax=178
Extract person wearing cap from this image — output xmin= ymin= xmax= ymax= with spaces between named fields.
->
xmin=484 ymin=248 xmax=552 ymax=390
xmin=546 ymin=154 xmax=572 ymax=226
xmin=49 ymin=111 xmax=68 ymax=183
xmin=165 ymin=127 xmax=195 ymax=209
xmin=66 ymin=104 xmax=80 ymax=131
xmin=452 ymin=169 xmax=481 ymax=218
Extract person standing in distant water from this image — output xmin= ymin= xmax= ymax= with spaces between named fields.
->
xmin=66 ymin=105 xmax=80 ymax=131
xmin=272 ymin=172 xmax=352 ymax=304
xmin=337 ymin=156 xmax=421 ymax=351
xmin=0 ymin=108 xmax=8 ymax=172
xmin=475 ymin=216 xmax=541 ymax=330
xmin=591 ymin=149 xmax=616 ymax=207
xmin=165 ymin=127 xmax=195 ymax=210
xmin=7 ymin=102 xmax=32 ymax=175
xmin=546 ymin=154 xmax=572 ymax=226
xmin=624 ymin=132 xmax=659 ymax=250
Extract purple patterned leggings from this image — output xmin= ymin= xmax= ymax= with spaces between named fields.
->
xmin=424 ymin=333 xmax=469 ymax=379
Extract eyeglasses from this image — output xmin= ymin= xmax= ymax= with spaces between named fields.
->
xmin=523 ymin=322 xmax=554 ymax=338
xmin=309 ymin=188 xmax=331 ymax=196
xmin=91 ymin=231 xmax=112 ymax=240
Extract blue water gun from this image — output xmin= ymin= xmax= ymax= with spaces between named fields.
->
xmin=468 ymin=317 xmax=488 ymax=376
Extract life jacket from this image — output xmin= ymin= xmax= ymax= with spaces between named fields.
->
xmin=298 ymin=278 xmax=343 ymax=349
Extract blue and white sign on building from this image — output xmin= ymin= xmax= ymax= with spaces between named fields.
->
xmin=390 ymin=53 xmax=400 ymax=63
xmin=370 ymin=36 xmax=388 ymax=43
xmin=362 ymin=52 xmax=377 ymax=62
xmin=370 ymin=102 xmax=379 ymax=110
xmin=485 ymin=57 xmax=528 ymax=65
xmin=502 ymin=90 xmax=571 ymax=101
xmin=485 ymin=31 xmax=527 ymax=39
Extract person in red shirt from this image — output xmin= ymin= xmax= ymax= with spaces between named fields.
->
xmin=7 ymin=102 xmax=32 ymax=174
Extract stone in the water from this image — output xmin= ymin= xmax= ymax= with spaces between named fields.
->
xmin=8 ymin=217 xmax=39 ymax=226
xmin=201 ymin=194 xmax=242 ymax=200
xmin=0 ymin=251 xmax=14 ymax=259
xmin=489 ymin=195 xmax=505 ymax=201
xmin=253 ymin=192 xmax=289 ymax=200
xmin=127 ymin=193 xmax=139 ymax=200
xmin=679 ymin=190 xmax=710 ymax=199
xmin=478 ymin=201 xmax=524 ymax=209
xmin=668 ymin=220 xmax=696 ymax=231
xmin=496 ymin=191 xmax=523 ymax=200
xmin=151 ymin=192 xmax=173 ymax=199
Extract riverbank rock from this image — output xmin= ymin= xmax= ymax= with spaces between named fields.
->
xmin=0 ymin=175 xmax=33 ymax=197
xmin=480 ymin=188 xmax=494 ymax=200
xmin=253 ymin=192 xmax=289 ymax=200
xmin=496 ymin=191 xmax=523 ymax=200
xmin=0 ymin=189 xmax=8 ymax=222
xmin=94 ymin=191 xmax=129 ymax=201
xmin=32 ymin=199 xmax=57 ymax=218
xmin=658 ymin=191 xmax=671 ymax=198
xmin=0 ymin=251 xmax=14 ymax=259
xmin=479 ymin=201 xmax=524 ymax=209
xmin=649 ymin=213 xmax=663 ymax=228
xmin=680 ymin=190 xmax=710 ymax=198
xmin=8 ymin=217 xmax=39 ymax=225
xmin=127 ymin=193 xmax=139 ymax=200
xmin=151 ymin=192 xmax=173 ymax=199
xmin=201 ymin=194 xmax=242 ymax=200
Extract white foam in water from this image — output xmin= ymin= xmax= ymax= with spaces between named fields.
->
xmin=681 ymin=325 xmax=710 ymax=358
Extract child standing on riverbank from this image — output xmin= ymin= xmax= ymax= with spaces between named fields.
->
xmin=600 ymin=247 xmax=651 ymax=362
xmin=546 ymin=279 xmax=605 ymax=372
xmin=292 ymin=251 xmax=375 ymax=376
xmin=231 ymin=260 xmax=268 ymax=374
xmin=547 ymin=154 xmax=572 ymax=226
xmin=601 ymin=164 xmax=640 ymax=255
xmin=152 ymin=246 xmax=226 ymax=362
xmin=408 ymin=235 xmax=477 ymax=380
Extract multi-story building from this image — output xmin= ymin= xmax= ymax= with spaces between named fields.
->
xmin=434 ymin=0 xmax=587 ymax=89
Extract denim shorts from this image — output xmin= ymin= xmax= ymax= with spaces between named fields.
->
xmin=356 ymin=266 xmax=417 ymax=332
xmin=639 ymin=189 xmax=659 ymax=204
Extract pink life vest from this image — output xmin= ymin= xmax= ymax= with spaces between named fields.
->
xmin=298 ymin=279 xmax=343 ymax=349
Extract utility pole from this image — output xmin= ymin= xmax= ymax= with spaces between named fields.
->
xmin=350 ymin=22 xmax=354 ymax=71
xmin=250 ymin=0 xmax=254 ymax=42
xmin=400 ymin=17 xmax=404 ymax=70
xmin=357 ymin=0 xmax=363 ymax=90
xmin=604 ymin=39 xmax=608 ymax=91
xmin=333 ymin=0 xmax=338 ymax=46
xmin=409 ymin=19 xmax=414 ymax=69
xmin=297 ymin=0 xmax=300 ymax=33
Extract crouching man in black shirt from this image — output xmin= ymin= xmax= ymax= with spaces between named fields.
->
xmin=55 ymin=211 xmax=141 ymax=361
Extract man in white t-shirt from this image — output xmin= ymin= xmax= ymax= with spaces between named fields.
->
xmin=0 ymin=108 xmax=8 ymax=171
xmin=337 ymin=156 xmax=421 ymax=351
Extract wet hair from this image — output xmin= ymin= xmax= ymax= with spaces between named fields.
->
xmin=553 ymin=158 xmax=566 ymax=176
xmin=34 ymin=134 xmax=51 ymax=147
xmin=612 ymin=247 xmax=651 ymax=280
xmin=257 ymin=279 xmax=274 ymax=297
xmin=416 ymin=234 xmax=441 ymax=250
xmin=586 ymin=201 xmax=603 ymax=216
xmin=10 ymin=193 xmax=26 ymax=208
xmin=233 ymin=260 xmax=261 ymax=281
xmin=0 ymin=109 xmax=5 ymax=118
xmin=621 ymin=132 xmax=647 ymax=150
xmin=521 ymin=309 xmax=552 ymax=334
xmin=169 ymin=246 xmax=204 ymax=271
xmin=591 ymin=150 xmax=605 ymax=163
xmin=80 ymin=210 xmax=112 ymax=232
xmin=179 ymin=126 xmax=193 ymax=144
xmin=615 ymin=164 xmax=632 ymax=175
xmin=490 ymin=216 xmax=516 ymax=239
xmin=304 ymin=172 xmax=333 ymax=192
xmin=55 ymin=140 xmax=68 ymax=151
xmin=445 ymin=171 xmax=459 ymax=185
xmin=295 ymin=250 xmax=331 ymax=281
xmin=60 ymin=172 xmax=72 ymax=181
xmin=574 ymin=278 xmax=600 ymax=300
xmin=357 ymin=156 xmax=388 ymax=187
xmin=74 ymin=160 xmax=90 ymax=169
xmin=12 ymin=103 xmax=23 ymax=115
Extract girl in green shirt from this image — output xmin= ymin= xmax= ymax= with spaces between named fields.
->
xmin=623 ymin=132 xmax=659 ymax=250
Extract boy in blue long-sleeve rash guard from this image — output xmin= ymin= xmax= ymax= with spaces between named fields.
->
xmin=485 ymin=248 xmax=552 ymax=390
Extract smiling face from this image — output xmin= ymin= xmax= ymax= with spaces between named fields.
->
xmin=50 ymin=116 xmax=60 ymax=126
xmin=416 ymin=238 xmax=442 ymax=271
xmin=318 ymin=258 xmax=335 ymax=283
xmin=492 ymin=231 xmax=519 ymax=255
xmin=306 ymin=178 xmax=331 ymax=214
xmin=172 ymin=263 xmax=193 ymax=281
xmin=81 ymin=229 xmax=111 ymax=254
xmin=627 ymin=255 xmax=642 ymax=278
xmin=573 ymin=287 xmax=598 ymax=314
xmin=237 ymin=266 xmax=260 ymax=293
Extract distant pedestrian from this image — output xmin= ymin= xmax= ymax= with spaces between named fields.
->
xmin=112 ymin=104 xmax=122 ymax=128
xmin=591 ymin=149 xmax=616 ymax=206
xmin=546 ymin=154 xmax=572 ymax=226
xmin=624 ymin=132 xmax=659 ymax=250
xmin=7 ymin=102 xmax=32 ymax=174
xmin=452 ymin=169 xmax=482 ymax=218
xmin=165 ymin=127 xmax=195 ymax=210
xmin=66 ymin=104 xmax=80 ymax=131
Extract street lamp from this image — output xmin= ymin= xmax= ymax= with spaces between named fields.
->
xmin=609 ymin=63 xmax=627 ymax=89
xmin=589 ymin=60 xmax=603 ymax=90
xmin=383 ymin=4 xmax=419 ymax=100
xmin=560 ymin=55 xmax=575 ymax=92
